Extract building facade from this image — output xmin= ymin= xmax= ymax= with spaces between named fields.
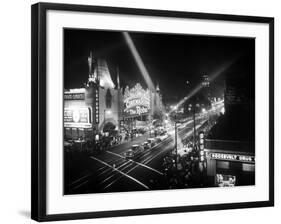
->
xmin=64 ymin=52 xmax=163 ymax=140
xmin=204 ymin=62 xmax=255 ymax=187
xmin=64 ymin=53 xmax=122 ymax=140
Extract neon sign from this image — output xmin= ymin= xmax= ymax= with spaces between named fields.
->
xmin=64 ymin=93 xmax=85 ymax=100
xmin=124 ymin=83 xmax=150 ymax=116
xmin=208 ymin=152 xmax=255 ymax=163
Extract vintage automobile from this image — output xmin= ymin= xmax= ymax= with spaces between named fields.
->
xmin=142 ymin=141 xmax=150 ymax=150
xmin=124 ymin=144 xmax=143 ymax=158
xmin=147 ymin=138 xmax=157 ymax=147
xmin=156 ymin=132 xmax=169 ymax=141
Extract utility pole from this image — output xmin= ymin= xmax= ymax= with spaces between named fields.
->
xmin=175 ymin=119 xmax=178 ymax=165
xmin=185 ymin=80 xmax=196 ymax=148
xmin=193 ymin=102 xmax=196 ymax=148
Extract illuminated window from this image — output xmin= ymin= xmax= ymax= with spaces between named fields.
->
xmin=242 ymin=163 xmax=255 ymax=172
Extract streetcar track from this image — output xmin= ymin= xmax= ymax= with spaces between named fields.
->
xmin=69 ymin=119 xmax=207 ymax=191
xmin=90 ymin=156 xmax=149 ymax=190
xmin=101 ymin=121 xmax=207 ymax=190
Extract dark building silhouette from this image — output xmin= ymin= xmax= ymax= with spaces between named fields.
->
xmin=204 ymin=55 xmax=255 ymax=187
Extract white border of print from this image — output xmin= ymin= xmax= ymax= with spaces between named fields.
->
xmin=46 ymin=10 xmax=269 ymax=215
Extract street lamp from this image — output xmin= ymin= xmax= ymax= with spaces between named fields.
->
xmin=172 ymin=112 xmax=178 ymax=170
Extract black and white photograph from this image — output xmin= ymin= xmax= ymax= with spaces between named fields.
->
xmin=29 ymin=2 xmax=275 ymax=222
xmin=63 ymin=29 xmax=255 ymax=195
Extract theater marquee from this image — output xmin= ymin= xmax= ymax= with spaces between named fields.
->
xmin=123 ymin=83 xmax=150 ymax=116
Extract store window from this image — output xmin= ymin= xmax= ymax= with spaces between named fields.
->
xmin=217 ymin=161 xmax=229 ymax=169
xmin=242 ymin=163 xmax=255 ymax=172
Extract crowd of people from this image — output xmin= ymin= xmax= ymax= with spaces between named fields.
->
xmin=161 ymin=118 xmax=217 ymax=189
xmin=64 ymin=127 xmax=149 ymax=155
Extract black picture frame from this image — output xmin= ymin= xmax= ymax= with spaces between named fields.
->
xmin=31 ymin=2 xmax=274 ymax=222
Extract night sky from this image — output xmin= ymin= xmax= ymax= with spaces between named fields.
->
xmin=64 ymin=29 xmax=255 ymax=103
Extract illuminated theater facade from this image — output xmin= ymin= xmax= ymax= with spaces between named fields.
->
xmin=64 ymin=53 xmax=123 ymax=140
xmin=64 ymin=52 xmax=163 ymax=140
xmin=122 ymin=83 xmax=163 ymax=131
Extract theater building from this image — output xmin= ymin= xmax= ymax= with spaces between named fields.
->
xmin=64 ymin=53 xmax=123 ymax=140
xmin=64 ymin=52 xmax=164 ymax=140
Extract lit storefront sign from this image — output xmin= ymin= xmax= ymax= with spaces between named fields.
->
xmin=64 ymin=93 xmax=85 ymax=100
xmin=124 ymin=83 xmax=150 ymax=116
xmin=64 ymin=107 xmax=92 ymax=128
xmin=64 ymin=88 xmax=85 ymax=100
xmin=208 ymin=152 xmax=255 ymax=163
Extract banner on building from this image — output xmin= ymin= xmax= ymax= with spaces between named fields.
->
xmin=64 ymin=107 xmax=92 ymax=128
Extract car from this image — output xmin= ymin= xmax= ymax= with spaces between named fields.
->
xmin=147 ymin=138 xmax=156 ymax=147
xmin=155 ymin=137 xmax=162 ymax=143
xmin=124 ymin=149 xmax=135 ymax=158
xmin=124 ymin=144 xmax=143 ymax=158
xmin=142 ymin=141 xmax=150 ymax=150
xmin=157 ymin=133 xmax=169 ymax=141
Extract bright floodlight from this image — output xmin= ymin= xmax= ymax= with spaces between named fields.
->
xmin=123 ymin=32 xmax=155 ymax=91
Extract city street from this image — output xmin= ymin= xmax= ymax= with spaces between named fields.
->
xmin=63 ymin=29 xmax=255 ymax=194
xmin=65 ymin=117 xmax=208 ymax=194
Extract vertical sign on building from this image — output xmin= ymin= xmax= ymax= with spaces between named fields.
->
xmin=198 ymin=131 xmax=206 ymax=174
xmin=199 ymin=131 xmax=205 ymax=161
xmin=95 ymin=88 xmax=99 ymax=123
